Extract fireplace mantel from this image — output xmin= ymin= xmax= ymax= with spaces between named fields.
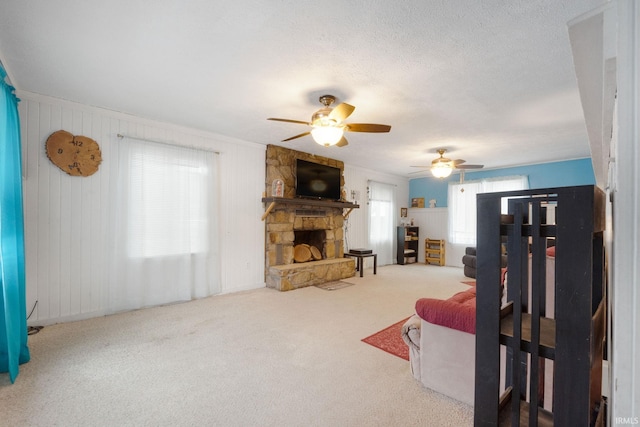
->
xmin=261 ymin=197 xmax=359 ymax=220
xmin=262 ymin=197 xmax=359 ymax=209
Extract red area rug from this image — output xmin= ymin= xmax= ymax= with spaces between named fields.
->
xmin=361 ymin=317 xmax=411 ymax=361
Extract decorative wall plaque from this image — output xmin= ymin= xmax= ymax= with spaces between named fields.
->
xmin=46 ymin=130 xmax=102 ymax=177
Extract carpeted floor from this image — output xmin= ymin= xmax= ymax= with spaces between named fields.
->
xmin=1 ymin=263 xmax=474 ymax=426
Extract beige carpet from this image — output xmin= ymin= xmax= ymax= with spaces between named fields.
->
xmin=0 ymin=264 xmax=473 ymax=426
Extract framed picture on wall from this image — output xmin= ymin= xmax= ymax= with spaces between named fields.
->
xmin=411 ymin=197 xmax=425 ymax=208
xmin=400 ymin=207 xmax=408 ymax=217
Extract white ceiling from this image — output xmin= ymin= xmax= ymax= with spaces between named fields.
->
xmin=0 ymin=0 xmax=606 ymax=177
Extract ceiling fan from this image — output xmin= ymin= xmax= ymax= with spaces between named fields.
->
xmin=410 ymin=149 xmax=484 ymax=178
xmin=267 ymin=95 xmax=391 ymax=147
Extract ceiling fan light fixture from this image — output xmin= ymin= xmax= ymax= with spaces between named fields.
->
xmin=311 ymin=125 xmax=344 ymax=147
xmin=267 ymin=94 xmax=389 ymax=147
xmin=311 ymin=107 xmax=335 ymax=125
xmin=410 ymin=148 xmax=483 ymax=177
xmin=431 ymin=162 xmax=453 ymax=178
xmin=430 ymin=148 xmax=453 ymax=178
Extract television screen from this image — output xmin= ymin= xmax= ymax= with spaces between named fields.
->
xmin=295 ymin=159 xmax=342 ymax=201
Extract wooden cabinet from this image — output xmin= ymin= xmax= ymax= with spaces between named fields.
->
xmin=474 ymin=185 xmax=605 ymax=426
xmin=425 ymin=238 xmax=445 ymax=266
xmin=397 ymin=226 xmax=419 ymax=265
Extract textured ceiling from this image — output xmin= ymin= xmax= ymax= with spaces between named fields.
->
xmin=0 ymin=0 xmax=606 ymax=177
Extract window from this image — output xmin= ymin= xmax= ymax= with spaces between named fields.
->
xmin=448 ymin=176 xmax=529 ymax=245
xmin=126 ymin=144 xmax=212 ymax=258
xmin=368 ymin=181 xmax=396 ymax=265
xmin=108 ymin=137 xmax=221 ymax=312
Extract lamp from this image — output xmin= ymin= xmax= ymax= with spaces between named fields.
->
xmin=310 ymin=103 xmax=345 ymax=146
xmin=430 ymin=148 xmax=454 ymax=178
xmin=431 ymin=161 xmax=453 ymax=178
xmin=311 ymin=125 xmax=344 ymax=146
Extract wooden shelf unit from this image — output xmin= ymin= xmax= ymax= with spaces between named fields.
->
xmin=474 ymin=185 xmax=606 ymax=427
xmin=397 ymin=226 xmax=419 ymax=265
xmin=424 ymin=238 xmax=445 ymax=266
xmin=497 ymin=388 xmax=554 ymax=427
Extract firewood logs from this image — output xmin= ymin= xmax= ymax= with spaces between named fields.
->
xmin=293 ymin=244 xmax=322 ymax=262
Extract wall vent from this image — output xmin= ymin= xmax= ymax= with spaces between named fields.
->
xmin=295 ymin=209 xmax=326 ymax=218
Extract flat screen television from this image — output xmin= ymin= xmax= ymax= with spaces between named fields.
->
xmin=295 ymin=159 xmax=342 ymax=201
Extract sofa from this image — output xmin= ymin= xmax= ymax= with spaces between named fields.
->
xmin=461 ymin=247 xmax=478 ymax=278
xmin=402 ymin=286 xmax=481 ymax=405
xmin=462 ymin=247 xmax=507 ymax=278
xmin=403 ymin=253 xmax=556 ymax=407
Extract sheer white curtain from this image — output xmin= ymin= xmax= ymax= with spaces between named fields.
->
xmin=482 ymin=176 xmax=530 ymax=213
xmin=107 ymin=138 xmax=221 ymax=313
xmin=448 ymin=180 xmax=483 ymax=245
xmin=368 ymin=181 xmax=396 ymax=265
xmin=448 ymin=175 xmax=529 ymax=245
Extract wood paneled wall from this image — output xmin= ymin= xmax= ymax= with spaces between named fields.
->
xmin=407 ymin=207 xmax=459 ymax=265
xmin=342 ymin=164 xmax=409 ymax=267
xmin=18 ymin=92 xmax=266 ymax=325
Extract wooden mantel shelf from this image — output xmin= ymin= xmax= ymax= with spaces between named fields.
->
xmin=261 ymin=197 xmax=359 ymax=221
xmin=261 ymin=197 xmax=359 ymax=209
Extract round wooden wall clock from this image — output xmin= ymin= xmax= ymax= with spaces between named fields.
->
xmin=45 ymin=130 xmax=102 ymax=177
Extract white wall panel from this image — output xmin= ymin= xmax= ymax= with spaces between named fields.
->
xmin=18 ymin=92 xmax=266 ymax=325
xmin=407 ymin=207 xmax=464 ymax=267
xmin=408 ymin=207 xmax=446 ymax=264
xmin=342 ymin=164 xmax=409 ymax=267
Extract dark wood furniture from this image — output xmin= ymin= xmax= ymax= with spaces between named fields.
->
xmin=397 ymin=226 xmax=419 ymax=265
xmin=474 ymin=185 xmax=605 ymax=426
xmin=344 ymin=251 xmax=377 ymax=277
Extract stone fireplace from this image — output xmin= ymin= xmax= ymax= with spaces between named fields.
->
xmin=263 ymin=145 xmax=357 ymax=291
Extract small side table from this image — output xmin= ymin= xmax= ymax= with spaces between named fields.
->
xmin=344 ymin=252 xmax=377 ymax=277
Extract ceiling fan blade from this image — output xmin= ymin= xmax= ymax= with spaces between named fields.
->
xmin=408 ymin=169 xmax=429 ymax=175
xmin=282 ymin=131 xmax=311 ymax=142
xmin=329 ymin=103 xmax=355 ymax=122
xmin=410 ymin=165 xmax=432 ymax=168
xmin=452 ymin=159 xmax=466 ymax=165
xmin=336 ymin=136 xmax=349 ymax=147
xmin=456 ymin=164 xmax=484 ymax=169
xmin=345 ymin=123 xmax=391 ymax=133
xmin=267 ymin=118 xmax=310 ymax=125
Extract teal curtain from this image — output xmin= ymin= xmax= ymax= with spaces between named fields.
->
xmin=0 ymin=65 xmax=30 ymax=383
